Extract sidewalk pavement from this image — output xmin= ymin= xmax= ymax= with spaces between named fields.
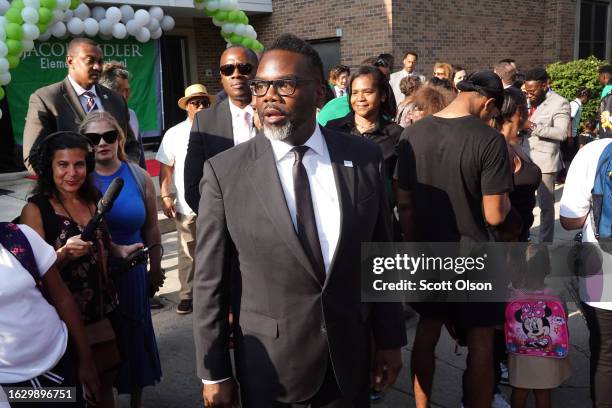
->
xmin=0 ymin=167 xmax=592 ymax=407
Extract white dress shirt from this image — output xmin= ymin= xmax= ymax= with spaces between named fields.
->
xmin=201 ymin=125 xmax=341 ymax=385
xmin=67 ymin=75 xmax=105 ymax=113
xmin=269 ymin=124 xmax=341 ymax=274
xmin=228 ymin=100 xmax=255 ymax=146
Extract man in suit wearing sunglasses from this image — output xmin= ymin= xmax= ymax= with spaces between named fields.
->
xmin=184 ymin=46 xmax=259 ymax=213
xmin=22 ymin=37 xmax=140 ymax=173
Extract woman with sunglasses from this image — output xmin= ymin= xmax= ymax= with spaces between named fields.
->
xmin=80 ymin=111 xmax=163 ymax=408
xmin=20 ymin=131 xmax=144 ymax=407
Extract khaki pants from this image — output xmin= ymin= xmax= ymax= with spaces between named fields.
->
xmin=176 ymin=212 xmax=196 ymax=300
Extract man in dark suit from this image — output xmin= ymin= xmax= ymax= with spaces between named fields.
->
xmin=184 ymin=46 xmax=258 ymax=213
xmin=22 ymin=37 xmax=140 ymax=171
xmin=193 ymin=34 xmax=406 ymax=408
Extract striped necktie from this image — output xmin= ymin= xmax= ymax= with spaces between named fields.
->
xmin=83 ymin=91 xmax=98 ymax=113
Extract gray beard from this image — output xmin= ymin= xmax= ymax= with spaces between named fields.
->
xmin=263 ymin=121 xmax=293 ymax=141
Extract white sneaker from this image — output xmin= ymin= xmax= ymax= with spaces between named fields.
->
xmin=491 ymin=393 xmax=510 ymax=408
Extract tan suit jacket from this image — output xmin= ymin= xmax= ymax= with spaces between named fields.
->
xmin=22 ymin=76 xmax=140 ymax=170
xmin=525 ymin=90 xmax=571 ymax=174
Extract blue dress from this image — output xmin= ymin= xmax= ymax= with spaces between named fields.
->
xmin=93 ymin=162 xmax=162 ymax=394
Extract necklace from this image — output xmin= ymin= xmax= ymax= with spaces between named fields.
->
xmin=56 ymin=196 xmax=93 ymax=230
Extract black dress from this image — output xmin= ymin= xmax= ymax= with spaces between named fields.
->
xmin=511 ymin=146 xmax=542 ymax=242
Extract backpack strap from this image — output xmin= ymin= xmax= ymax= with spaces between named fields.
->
xmin=591 ymin=142 xmax=612 ymax=239
xmin=28 ymin=194 xmax=60 ymax=246
xmin=0 ymin=222 xmax=49 ymax=299
xmin=126 ymin=161 xmax=147 ymax=200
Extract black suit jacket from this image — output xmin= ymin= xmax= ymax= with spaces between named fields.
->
xmin=184 ymin=99 xmax=235 ymax=213
xmin=23 ymin=76 xmax=140 ymax=169
xmin=193 ymin=127 xmax=407 ymax=405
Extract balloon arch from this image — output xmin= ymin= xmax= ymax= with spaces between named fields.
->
xmin=0 ymin=0 xmax=264 ymax=117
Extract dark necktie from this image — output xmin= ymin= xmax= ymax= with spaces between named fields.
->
xmin=292 ymin=146 xmax=326 ymax=283
xmin=83 ymin=91 xmax=98 ymax=113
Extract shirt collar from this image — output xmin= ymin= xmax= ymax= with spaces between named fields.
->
xmin=228 ymin=99 xmax=254 ymax=117
xmin=269 ymin=123 xmax=325 ymax=163
xmin=67 ymin=75 xmax=97 ymax=97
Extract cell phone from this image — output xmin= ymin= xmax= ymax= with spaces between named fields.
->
xmin=125 ymin=246 xmax=150 ymax=268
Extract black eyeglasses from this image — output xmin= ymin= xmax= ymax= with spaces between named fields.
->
xmin=84 ymin=130 xmax=119 ymax=145
xmin=188 ymin=98 xmax=210 ymax=108
xmin=219 ymin=63 xmax=254 ymax=77
xmin=374 ymin=58 xmax=389 ymax=68
xmin=248 ymin=77 xmax=317 ymax=97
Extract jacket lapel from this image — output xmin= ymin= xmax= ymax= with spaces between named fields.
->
xmin=322 ymin=128 xmax=355 ymax=284
xmin=61 ymin=77 xmax=85 ymax=121
xmin=245 ymin=133 xmax=322 ymax=285
xmin=219 ymin=99 xmax=235 ymax=142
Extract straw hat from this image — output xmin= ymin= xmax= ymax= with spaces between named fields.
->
xmin=177 ymin=84 xmax=215 ymax=110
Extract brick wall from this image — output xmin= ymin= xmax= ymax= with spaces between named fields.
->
xmin=192 ymin=0 xmax=578 ymax=89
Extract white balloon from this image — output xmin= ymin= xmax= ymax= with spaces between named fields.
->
xmin=23 ymin=0 xmax=39 ymax=9
xmin=245 ymin=25 xmax=257 ymax=39
xmin=112 ymin=23 xmax=127 ymax=39
xmin=67 ymin=17 xmax=84 ymax=35
xmin=149 ymin=6 xmax=164 ymax=21
xmin=218 ymin=0 xmax=231 ymax=10
xmin=206 ymin=0 xmax=220 ymax=11
xmin=50 ymin=21 xmax=66 ymax=37
xmin=83 ymin=18 xmax=98 ymax=37
xmin=194 ymin=1 xmax=205 ymax=10
xmin=151 ymin=27 xmax=162 ymax=39
xmin=0 ymin=1 xmax=10 ymax=16
xmin=119 ymin=5 xmax=134 ymax=23
xmin=0 ymin=109 xmax=3 ymax=120
xmin=22 ymin=23 xmax=40 ymax=41
xmin=0 ymin=72 xmax=10 ymax=86
xmin=74 ymin=4 xmax=90 ymax=20
xmin=38 ymin=30 xmax=51 ymax=41
xmin=57 ymin=0 xmax=71 ymax=11
xmin=228 ymin=0 xmax=239 ymax=8
xmin=125 ymin=19 xmax=140 ymax=36
xmin=91 ymin=6 xmax=105 ymax=22
xmin=0 ymin=17 xmax=6 ymax=29
xmin=234 ymin=24 xmax=247 ymax=36
xmin=52 ymin=9 xmax=63 ymax=24
xmin=221 ymin=23 xmax=234 ymax=33
xmin=98 ymin=18 xmax=113 ymax=35
xmin=211 ymin=18 xmax=222 ymax=27
xmin=160 ymin=15 xmax=175 ymax=31
xmin=105 ymin=7 xmax=121 ymax=24
xmin=135 ymin=27 xmax=150 ymax=43
xmin=146 ymin=18 xmax=159 ymax=32
xmin=21 ymin=7 xmax=39 ymax=24
xmin=21 ymin=39 xmax=34 ymax=52
xmin=134 ymin=9 xmax=151 ymax=27
xmin=0 ymin=27 xmax=5 ymax=42
xmin=0 ymin=42 xmax=7 ymax=57
xmin=0 ymin=58 xmax=8 ymax=73
xmin=62 ymin=10 xmax=73 ymax=23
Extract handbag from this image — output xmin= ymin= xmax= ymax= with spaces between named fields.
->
xmin=84 ymin=237 xmax=121 ymax=373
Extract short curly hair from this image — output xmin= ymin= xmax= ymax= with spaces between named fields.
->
xmin=399 ymin=76 xmax=422 ymax=97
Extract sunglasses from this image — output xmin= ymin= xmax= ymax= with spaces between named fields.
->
xmin=84 ymin=130 xmax=119 ymax=145
xmin=188 ymin=98 xmax=210 ymax=108
xmin=219 ymin=63 xmax=254 ymax=77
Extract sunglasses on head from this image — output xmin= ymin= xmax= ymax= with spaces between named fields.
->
xmin=220 ymin=63 xmax=254 ymax=77
xmin=84 ymin=130 xmax=119 ymax=145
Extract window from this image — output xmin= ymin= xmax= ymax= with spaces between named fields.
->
xmin=578 ymin=0 xmax=609 ymax=59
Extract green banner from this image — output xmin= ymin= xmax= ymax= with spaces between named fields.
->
xmin=5 ymin=37 xmax=161 ymax=144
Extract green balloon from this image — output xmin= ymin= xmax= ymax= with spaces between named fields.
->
xmin=40 ymin=0 xmax=57 ymax=9
xmin=214 ymin=10 xmax=228 ymax=21
xmin=12 ymin=0 xmax=25 ymax=10
xmin=6 ymin=23 xmax=23 ymax=41
xmin=220 ymin=30 xmax=232 ymax=39
xmin=6 ymin=39 xmax=23 ymax=56
xmin=0 ymin=87 xmax=4 ymax=101
xmin=229 ymin=34 xmax=242 ymax=45
xmin=253 ymin=41 xmax=264 ymax=52
xmin=7 ymin=55 xmax=20 ymax=69
xmin=227 ymin=10 xmax=240 ymax=23
xmin=70 ymin=0 xmax=80 ymax=10
xmin=204 ymin=9 xmax=215 ymax=17
xmin=239 ymin=11 xmax=249 ymax=25
xmin=38 ymin=7 xmax=53 ymax=25
xmin=241 ymin=37 xmax=253 ymax=49
xmin=5 ymin=8 xmax=24 ymax=24
xmin=37 ymin=22 xmax=49 ymax=33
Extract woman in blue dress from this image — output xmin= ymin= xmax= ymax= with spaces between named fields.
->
xmin=80 ymin=111 xmax=163 ymax=408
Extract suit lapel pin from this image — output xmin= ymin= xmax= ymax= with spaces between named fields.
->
xmin=103 ymin=94 xmax=108 ymax=99
xmin=343 ymin=160 xmax=353 ymax=168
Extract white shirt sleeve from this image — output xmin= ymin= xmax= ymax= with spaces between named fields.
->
xmin=202 ymin=378 xmax=231 ymax=385
xmin=155 ymin=128 xmax=176 ymax=167
xmin=570 ymin=101 xmax=579 ymax=119
xmin=17 ymin=224 xmax=57 ymax=277
xmin=560 ymin=144 xmax=597 ymax=219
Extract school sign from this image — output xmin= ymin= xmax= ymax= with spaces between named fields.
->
xmin=5 ymin=37 xmax=161 ymax=144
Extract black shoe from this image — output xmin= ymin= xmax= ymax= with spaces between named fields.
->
xmin=149 ymin=297 xmax=164 ymax=309
xmin=177 ymin=299 xmax=193 ymax=315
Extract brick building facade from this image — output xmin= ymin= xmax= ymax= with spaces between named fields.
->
xmin=194 ymin=0 xmax=584 ymax=94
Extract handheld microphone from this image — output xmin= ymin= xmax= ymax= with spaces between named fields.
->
xmin=81 ymin=177 xmax=124 ymax=242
